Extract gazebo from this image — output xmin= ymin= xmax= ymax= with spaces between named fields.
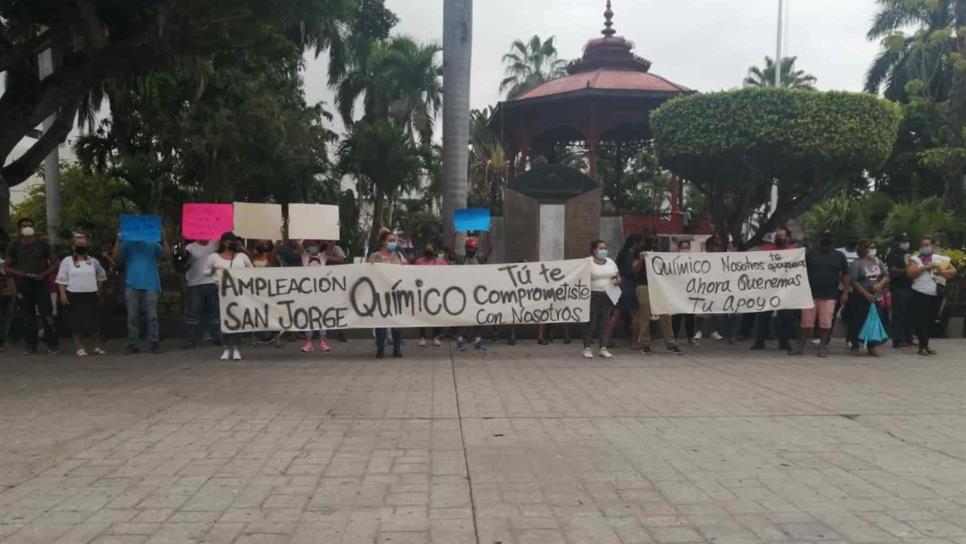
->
xmin=492 ymin=1 xmax=697 ymax=261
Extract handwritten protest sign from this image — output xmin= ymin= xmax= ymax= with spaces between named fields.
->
xmin=645 ymin=249 xmax=813 ymax=315
xmin=182 ymin=204 xmax=233 ymax=240
xmin=233 ymin=203 xmax=283 ymax=240
xmin=454 ymin=208 xmax=491 ymax=232
xmin=217 ymin=259 xmax=591 ymax=333
xmin=120 ymin=215 xmax=162 ymax=242
xmin=288 ymin=204 xmax=340 ymax=240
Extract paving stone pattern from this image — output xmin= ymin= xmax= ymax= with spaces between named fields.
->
xmin=1 ymin=338 xmax=964 ymax=543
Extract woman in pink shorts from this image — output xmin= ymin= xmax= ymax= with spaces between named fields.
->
xmin=791 ymin=231 xmax=850 ymax=357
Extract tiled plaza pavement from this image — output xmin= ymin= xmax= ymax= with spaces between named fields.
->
xmin=0 ymin=337 xmax=964 ymax=544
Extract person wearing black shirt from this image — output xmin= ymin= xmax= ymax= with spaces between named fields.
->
xmin=609 ymin=234 xmax=642 ymax=347
xmin=4 ymin=218 xmax=60 ymax=354
xmin=633 ymin=235 xmax=681 ymax=355
xmin=887 ymin=233 xmax=914 ymax=348
xmin=791 ymin=230 xmax=850 ymax=357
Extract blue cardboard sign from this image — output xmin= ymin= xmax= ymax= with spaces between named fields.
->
xmin=120 ymin=214 xmax=162 ymax=242
xmin=454 ymin=208 xmax=491 ymax=232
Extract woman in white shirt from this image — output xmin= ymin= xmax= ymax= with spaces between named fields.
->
xmin=56 ymin=233 xmax=107 ymax=357
xmin=205 ymin=232 xmax=253 ymax=361
xmin=582 ymin=240 xmax=620 ymax=359
xmin=907 ymin=237 xmax=957 ymax=356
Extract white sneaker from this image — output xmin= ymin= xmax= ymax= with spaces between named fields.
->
xmin=693 ymin=331 xmax=703 ymax=341
xmin=582 ymin=348 xmax=594 ymax=359
xmin=232 ymin=348 xmax=243 ymax=361
xmin=419 ymin=338 xmax=427 ymax=348
xmin=599 ymin=348 xmax=614 ymax=359
xmin=433 ymin=337 xmax=442 ymax=347
xmin=811 ymin=338 xmax=822 ymax=345
xmin=219 ymin=349 xmax=230 ymax=361
xmin=710 ymin=331 xmax=723 ymax=341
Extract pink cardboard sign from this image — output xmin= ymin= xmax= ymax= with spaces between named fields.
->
xmin=182 ymin=203 xmax=234 ymax=240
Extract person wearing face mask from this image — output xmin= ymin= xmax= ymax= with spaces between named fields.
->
xmin=633 ymin=234 xmax=682 ymax=355
xmin=414 ymin=244 xmax=448 ymax=347
xmin=582 ymin=240 xmax=620 ymax=359
xmin=112 ymin=222 xmax=171 ymax=354
xmin=792 ymin=230 xmax=850 ymax=357
xmin=206 ymin=232 xmax=253 ymax=361
xmin=183 ymin=238 xmax=220 ymax=349
xmin=250 ymin=240 xmax=275 ymax=268
xmin=5 ymin=218 xmax=60 ymax=355
xmin=55 ymin=233 xmax=108 ymax=357
xmin=846 ymin=241 xmax=889 ymax=356
xmin=368 ymin=231 xmax=406 ymax=358
xmin=453 ymin=235 xmax=492 ymax=353
xmin=298 ymin=240 xmax=333 ymax=353
xmin=907 ymin=237 xmax=957 ymax=356
xmin=752 ymin=227 xmax=799 ymax=351
xmin=887 ymin=233 xmax=915 ymax=349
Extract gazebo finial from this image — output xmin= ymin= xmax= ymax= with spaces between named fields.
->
xmin=602 ymin=0 xmax=616 ymax=38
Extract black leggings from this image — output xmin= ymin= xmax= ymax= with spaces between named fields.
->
xmin=672 ymin=314 xmax=696 ymax=339
xmin=912 ymin=291 xmax=940 ymax=350
xmin=582 ymin=292 xmax=613 ymax=349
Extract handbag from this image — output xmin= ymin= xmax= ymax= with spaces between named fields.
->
xmin=858 ymin=304 xmax=889 ymax=347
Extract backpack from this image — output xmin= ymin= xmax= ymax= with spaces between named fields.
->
xmin=172 ymin=245 xmax=192 ymax=274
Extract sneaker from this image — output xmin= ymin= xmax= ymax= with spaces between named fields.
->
xmin=220 ymin=349 xmax=230 ymax=361
xmin=419 ymin=338 xmax=427 ymax=348
xmin=599 ymin=348 xmax=614 ymax=359
xmin=693 ymin=331 xmax=703 ymax=341
xmin=710 ymin=331 xmax=723 ymax=341
xmin=667 ymin=345 xmax=683 ymax=356
xmin=300 ymin=341 xmax=314 ymax=353
xmin=318 ymin=339 xmax=332 ymax=352
xmin=582 ymin=347 xmax=594 ymax=359
xmin=811 ymin=338 xmax=822 ymax=345
xmin=93 ymin=348 xmax=107 ymax=355
xmin=232 ymin=348 xmax=243 ymax=361
xmin=47 ymin=347 xmax=60 ymax=355
xmin=817 ymin=345 xmax=829 ymax=358
xmin=788 ymin=345 xmax=804 ymax=357
xmin=393 ymin=350 xmax=403 ymax=358
xmin=76 ymin=348 xmax=88 ymax=357
xmin=125 ymin=345 xmax=139 ymax=355
xmin=149 ymin=343 xmax=162 ymax=354
xmin=433 ymin=337 xmax=442 ymax=347
xmin=456 ymin=339 xmax=466 ymax=352
xmin=750 ymin=342 xmax=766 ymax=351
xmin=376 ymin=350 xmax=385 ymax=359
xmin=475 ymin=341 xmax=487 ymax=353
xmin=640 ymin=346 xmax=652 ymax=355
xmin=23 ymin=347 xmax=37 ymax=356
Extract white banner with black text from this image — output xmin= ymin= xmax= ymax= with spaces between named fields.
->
xmin=645 ymin=249 xmax=813 ymax=315
xmin=218 ymin=260 xmax=592 ymax=333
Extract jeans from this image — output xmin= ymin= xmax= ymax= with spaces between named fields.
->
xmin=912 ymin=291 xmax=940 ymax=350
xmin=376 ymin=328 xmax=401 ymax=354
xmin=125 ymin=288 xmax=160 ymax=347
xmin=222 ymin=333 xmax=242 ymax=348
xmin=17 ymin=280 xmax=58 ymax=351
xmin=754 ymin=310 xmax=798 ymax=345
xmin=636 ymin=285 xmax=675 ymax=348
xmin=186 ymin=284 xmax=221 ymax=343
xmin=890 ymin=288 xmax=914 ymax=347
xmin=0 ymin=296 xmax=13 ymax=347
xmin=582 ymin=291 xmax=613 ymax=349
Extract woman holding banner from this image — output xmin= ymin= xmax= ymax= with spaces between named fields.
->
xmin=582 ymin=240 xmax=619 ymax=359
xmin=367 ymin=231 xmax=406 ymax=358
xmin=206 ymin=232 xmax=253 ymax=361
xmin=299 ymin=240 xmax=332 ymax=353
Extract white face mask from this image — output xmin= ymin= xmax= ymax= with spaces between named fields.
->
xmin=869 ymin=249 xmax=877 ymax=259
xmin=20 ymin=227 xmax=35 ymax=237
xmin=899 ymin=242 xmax=910 ymax=251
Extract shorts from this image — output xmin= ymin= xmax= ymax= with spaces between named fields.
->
xmin=801 ymin=298 xmax=836 ymax=330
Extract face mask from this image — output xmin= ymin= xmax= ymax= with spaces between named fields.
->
xmin=74 ymin=246 xmax=89 ymax=255
xmin=256 ymin=245 xmax=269 ymax=254
xmin=21 ymin=227 xmax=34 ymax=237
xmin=899 ymin=242 xmax=910 ymax=251
xmin=921 ymin=246 xmax=933 ymax=256
xmin=306 ymin=246 xmax=320 ymax=256
xmin=869 ymin=249 xmax=877 ymax=259
xmin=227 ymin=242 xmax=239 ymax=253
xmin=596 ymin=249 xmax=608 ymax=259
xmin=775 ymin=238 xmax=787 ymax=247
xmin=820 ymin=238 xmax=834 ymax=248
xmin=386 ymin=242 xmax=398 ymax=252
xmin=424 ymin=250 xmax=435 ymax=259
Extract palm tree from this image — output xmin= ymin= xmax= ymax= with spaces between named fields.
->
xmin=442 ymin=0 xmax=473 ymax=238
xmin=743 ymin=56 xmax=817 ymax=89
xmin=334 ymin=36 xmax=443 ymax=144
xmin=469 ymin=107 xmax=508 ymax=206
xmin=499 ymin=35 xmax=569 ymax=99
xmin=865 ymin=0 xmax=957 ymax=101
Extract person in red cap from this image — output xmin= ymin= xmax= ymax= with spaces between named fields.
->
xmin=453 ymin=233 xmax=491 ymax=352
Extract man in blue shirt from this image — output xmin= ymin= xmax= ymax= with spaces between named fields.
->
xmin=112 ymin=232 xmax=170 ymax=353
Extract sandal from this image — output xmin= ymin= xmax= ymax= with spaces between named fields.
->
xmin=76 ymin=349 xmax=88 ymax=357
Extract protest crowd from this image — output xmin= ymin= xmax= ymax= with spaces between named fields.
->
xmin=0 ymin=208 xmax=958 ymax=362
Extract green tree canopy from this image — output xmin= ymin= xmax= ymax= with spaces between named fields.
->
xmin=651 ymin=88 xmax=902 ymax=248
xmin=499 ymin=35 xmax=568 ymax=99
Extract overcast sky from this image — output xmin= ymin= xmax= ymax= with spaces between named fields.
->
xmin=302 ymin=0 xmax=883 ymax=123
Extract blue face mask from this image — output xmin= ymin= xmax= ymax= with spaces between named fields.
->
xmin=386 ymin=242 xmax=398 ymax=252
xmin=921 ymin=246 xmax=933 ymax=256
xmin=596 ymin=249 xmax=608 ymax=260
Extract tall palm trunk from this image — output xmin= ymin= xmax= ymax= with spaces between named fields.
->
xmin=442 ymin=0 xmax=473 ymax=244
xmin=948 ymin=0 xmax=966 ymax=212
